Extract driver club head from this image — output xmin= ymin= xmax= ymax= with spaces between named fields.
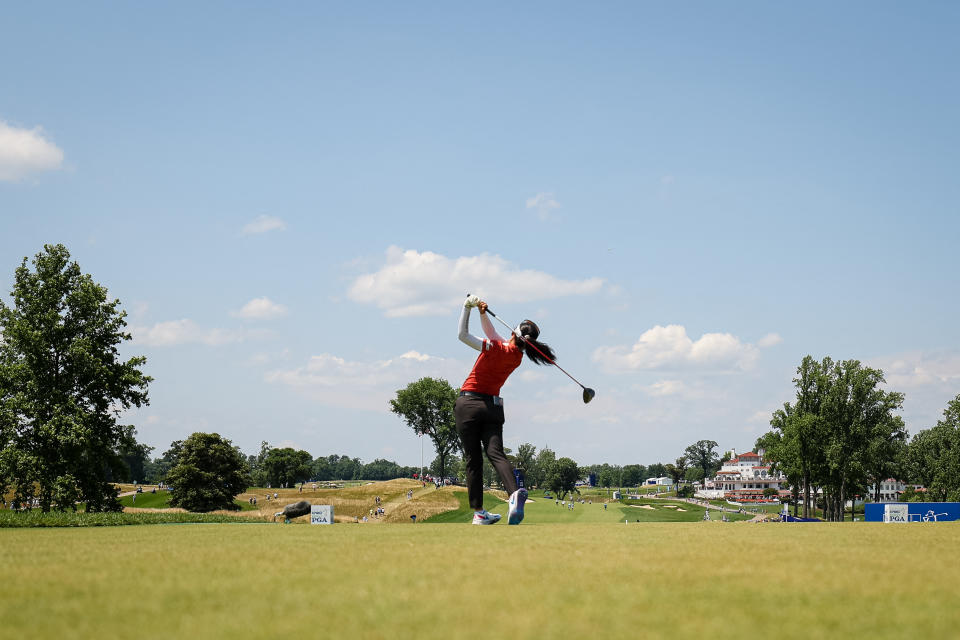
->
xmin=582 ymin=388 xmax=596 ymax=404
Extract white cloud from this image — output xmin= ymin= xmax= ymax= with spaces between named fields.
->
xmin=757 ymin=333 xmax=783 ymax=348
xmin=869 ymin=351 xmax=960 ymax=390
xmin=525 ymin=192 xmax=561 ymax=221
xmin=593 ymin=325 xmax=761 ymax=372
xmin=265 ymin=350 xmax=465 ymax=410
xmin=645 ymin=380 xmax=686 ymax=396
xmin=232 ymin=297 xmax=288 ymax=319
xmin=0 ymin=120 xmax=64 ymax=181
xmin=241 ymin=215 xmax=287 ymax=235
xmin=348 ymin=246 xmax=604 ymax=317
xmin=131 ymin=319 xmax=270 ymax=346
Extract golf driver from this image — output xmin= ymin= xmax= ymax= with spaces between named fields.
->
xmin=469 ymin=295 xmax=596 ymax=404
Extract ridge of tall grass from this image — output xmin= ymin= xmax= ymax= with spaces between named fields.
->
xmin=0 ymin=510 xmax=260 ymax=528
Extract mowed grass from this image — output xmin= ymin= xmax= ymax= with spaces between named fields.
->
xmin=2 ymin=522 xmax=958 ymax=639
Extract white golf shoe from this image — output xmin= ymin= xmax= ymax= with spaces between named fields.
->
xmin=508 ymin=488 xmax=528 ymax=525
xmin=471 ymin=510 xmax=501 ymax=525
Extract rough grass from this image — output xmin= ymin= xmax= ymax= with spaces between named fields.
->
xmin=2 ymin=522 xmax=958 ymax=638
xmin=0 ymin=510 xmax=257 ymax=527
xmin=237 ymin=478 xmax=427 ymax=522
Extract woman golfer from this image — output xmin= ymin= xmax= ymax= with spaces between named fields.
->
xmin=456 ymin=295 xmax=555 ymax=524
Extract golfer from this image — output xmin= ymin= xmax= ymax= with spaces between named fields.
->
xmin=456 ymin=295 xmax=555 ymax=525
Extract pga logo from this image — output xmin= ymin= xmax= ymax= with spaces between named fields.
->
xmin=310 ymin=505 xmax=333 ymax=525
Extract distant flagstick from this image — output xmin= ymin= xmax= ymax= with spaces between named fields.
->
xmin=468 ymin=294 xmax=596 ymax=404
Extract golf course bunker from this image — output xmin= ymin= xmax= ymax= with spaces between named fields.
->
xmin=630 ymin=505 xmax=656 ymax=510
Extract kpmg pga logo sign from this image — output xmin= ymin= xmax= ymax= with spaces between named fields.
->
xmin=884 ymin=504 xmax=908 ymax=522
xmin=310 ymin=504 xmax=334 ymax=525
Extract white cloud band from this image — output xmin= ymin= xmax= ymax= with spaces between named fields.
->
xmin=348 ymin=246 xmax=604 ymax=317
xmin=593 ymin=324 xmax=761 ymax=372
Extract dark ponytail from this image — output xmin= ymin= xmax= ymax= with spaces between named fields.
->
xmin=516 ymin=320 xmax=556 ymax=366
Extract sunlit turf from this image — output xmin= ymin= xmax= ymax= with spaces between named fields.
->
xmin=2 ymin=521 xmax=958 ymax=639
xmin=118 ymin=491 xmax=258 ymax=511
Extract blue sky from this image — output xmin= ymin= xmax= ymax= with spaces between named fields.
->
xmin=2 ymin=2 xmax=958 ymax=466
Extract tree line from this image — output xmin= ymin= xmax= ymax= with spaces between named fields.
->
xmin=755 ymin=355 xmax=960 ymax=520
xmin=134 ymin=439 xmax=421 ymax=488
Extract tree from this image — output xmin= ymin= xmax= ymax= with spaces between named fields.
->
xmin=906 ymin=394 xmax=960 ymax=501
xmin=0 ymin=245 xmax=151 ymax=512
xmin=664 ymin=456 xmax=687 ymax=490
xmin=685 ymin=467 xmax=705 ymax=484
xmin=363 ymin=458 xmax=416 ymax=481
xmin=167 ymin=432 xmax=249 ymax=512
xmin=430 ymin=453 xmax=460 ymax=479
xmin=684 ymin=440 xmax=720 ymax=487
xmin=390 ymin=377 xmax=459 ymax=479
xmin=758 ymin=355 xmax=906 ymax=521
xmin=246 ymin=441 xmax=271 ymax=487
xmin=597 ymin=464 xmax=616 ymax=489
xmin=622 ymin=464 xmax=645 ymax=488
xmin=118 ymin=427 xmax=153 ymax=485
xmin=142 ymin=441 xmax=181 ymax=485
xmin=263 ymin=447 xmax=313 ymax=488
xmin=513 ymin=443 xmax=537 ymax=478
xmin=528 ymin=447 xmax=556 ymax=488
xmin=863 ymin=414 xmax=908 ymax=502
xmin=647 ymin=462 xmax=667 ymax=478
xmin=546 ymin=457 xmax=580 ymax=500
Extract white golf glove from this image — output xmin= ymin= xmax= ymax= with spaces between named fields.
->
xmin=464 ymin=295 xmax=480 ymax=308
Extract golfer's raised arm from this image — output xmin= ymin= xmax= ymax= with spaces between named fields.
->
xmin=479 ymin=308 xmax=503 ymax=342
xmin=458 ymin=303 xmax=484 ymax=351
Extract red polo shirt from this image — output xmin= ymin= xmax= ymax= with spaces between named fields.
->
xmin=461 ymin=339 xmax=523 ymax=396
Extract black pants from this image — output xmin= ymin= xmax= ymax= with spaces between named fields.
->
xmin=455 ymin=394 xmax=518 ymax=510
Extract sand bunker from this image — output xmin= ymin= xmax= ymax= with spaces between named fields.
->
xmin=676 ymin=508 xmax=687 ymax=512
xmin=662 ymin=504 xmax=677 ymax=508
xmin=629 ymin=504 xmax=656 ymax=510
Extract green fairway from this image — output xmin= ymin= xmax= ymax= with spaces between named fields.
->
xmin=119 ymin=491 xmax=259 ymax=511
xmin=2 ymin=521 xmax=958 ymax=639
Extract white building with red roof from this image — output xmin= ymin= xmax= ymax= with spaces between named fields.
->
xmin=697 ymin=449 xmax=787 ymax=502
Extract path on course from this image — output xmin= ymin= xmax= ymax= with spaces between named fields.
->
xmin=369 ymin=483 xmax=438 ymax=523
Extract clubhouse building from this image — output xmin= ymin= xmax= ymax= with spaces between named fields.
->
xmin=697 ymin=450 xmax=787 ymax=502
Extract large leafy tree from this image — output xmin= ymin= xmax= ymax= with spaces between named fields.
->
xmin=263 ymin=447 xmax=313 ymax=488
xmin=527 ymin=446 xmax=556 ymax=489
xmin=546 ymin=457 xmax=580 ymax=500
xmin=621 ymin=464 xmax=646 ymax=488
xmin=647 ymin=462 xmax=667 ymax=478
xmin=758 ymin=355 xmax=905 ymax=520
xmin=684 ymin=440 xmax=719 ymax=486
xmin=390 ymin=377 xmax=459 ymax=479
xmin=0 ymin=245 xmax=151 ymax=512
xmin=167 ymin=432 xmax=249 ymax=512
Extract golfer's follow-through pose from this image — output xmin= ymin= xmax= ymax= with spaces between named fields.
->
xmin=456 ymin=295 xmax=556 ymax=525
